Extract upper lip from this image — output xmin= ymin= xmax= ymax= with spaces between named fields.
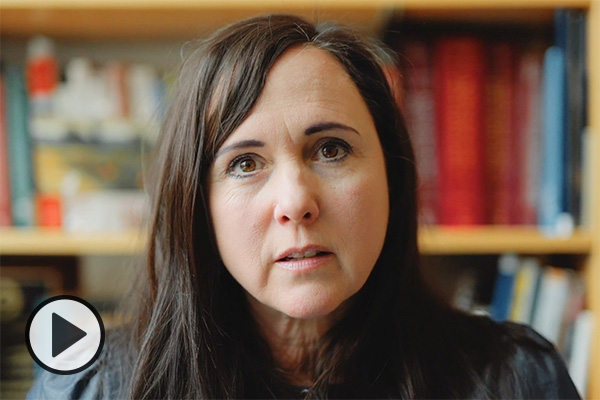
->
xmin=276 ymin=245 xmax=332 ymax=261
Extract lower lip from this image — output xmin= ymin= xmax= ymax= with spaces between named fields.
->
xmin=276 ymin=253 xmax=333 ymax=272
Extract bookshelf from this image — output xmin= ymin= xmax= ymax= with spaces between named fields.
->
xmin=0 ymin=226 xmax=593 ymax=256
xmin=1 ymin=0 xmax=598 ymax=397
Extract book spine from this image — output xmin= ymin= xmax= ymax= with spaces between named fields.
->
xmin=515 ymin=48 xmax=543 ymax=225
xmin=568 ymin=310 xmax=593 ymax=398
xmin=531 ymin=266 xmax=571 ymax=344
xmin=5 ymin=66 xmax=35 ymax=227
xmin=510 ymin=257 xmax=541 ymax=324
xmin=434 ymin=37 xmax=486 ymax=225
xmin=539 ymin=47 xmax=568 ymax=235
xmin=401 ymin=39 xmax=437 ymax=226
xmin=580 ymin=127 xmax=596 ymax=229
xmin=0 ymin=69 xmax=12 ymax=226
xmin=484 ymin=42 xmax=517 ymax=225
xmin=558 ymin=272 xmax=585 ymax=355
xmin=565 ymin=11 xmax=587 ymax=225
xmin=490 ymin=253 xmax=519 ymax=322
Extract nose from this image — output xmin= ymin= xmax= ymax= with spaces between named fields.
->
xmin=272 ymin=164 xmax=320 ymax=225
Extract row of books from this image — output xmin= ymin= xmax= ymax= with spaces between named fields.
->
xmin=452 ymin=254 xmax=592 ymax=397
xmin=385 ymin=10 xmax=589 ymax=234
xmin=1 ymin=36 xmax=164 ymax=230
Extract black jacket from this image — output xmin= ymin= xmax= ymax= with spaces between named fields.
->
xmin=26 ymin=322 xmax=581 ymax=399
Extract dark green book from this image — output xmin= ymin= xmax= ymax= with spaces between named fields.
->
xmin=5 ymin=65 xmax=34 ymax=227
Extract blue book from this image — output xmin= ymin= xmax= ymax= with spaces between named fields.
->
xmin=490 ymin=254 xmax=520 ymax=322
xmin=555 ymin=9 xmax=587 ymax=226
xmin=539 ymin=47 xmax=569 ymax=236
xmin=5 ymin=66 xmax=34 ymax=227
xmin=554 ymin=9 xmax=570 ymax=218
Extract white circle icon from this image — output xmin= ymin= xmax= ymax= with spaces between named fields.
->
xmin=26 ymin=296 xmax=105 ymax=375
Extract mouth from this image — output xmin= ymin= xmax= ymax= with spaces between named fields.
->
xmin=278 ymin=250 xmax=332 ymax=262
xmin=276 ymin=246 xmax=333 ymax=262
xmin=275 ymin=246 xmax=334 ymax=272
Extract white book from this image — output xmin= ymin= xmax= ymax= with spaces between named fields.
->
xmin=530 ymin=267 xmax=570 ymax=344
xmin=568 ymin=310 xmax=594 ymax=398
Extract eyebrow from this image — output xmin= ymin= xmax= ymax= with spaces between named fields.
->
xmin=215 ymin=121 xmax=359 ymax=158
xmin=216 ymin=139 xmax=265 ymax=158
xmin=305 ymin=122 xmax=360 ymax=136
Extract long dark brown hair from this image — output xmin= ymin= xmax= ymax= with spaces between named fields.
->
xmin=119 ymin=14 xmax=527 ymax=399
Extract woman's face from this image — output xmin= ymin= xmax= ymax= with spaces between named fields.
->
xmin=208 ymin=46 xmax=389 ymax=320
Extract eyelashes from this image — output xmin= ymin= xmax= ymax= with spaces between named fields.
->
xmin=311 ymin=138 xmax=352 ymax=162
xmin=226 ymin=153 xmax=266 ymax=178
xmin=226 ymin=138 xmax=353 ymax=179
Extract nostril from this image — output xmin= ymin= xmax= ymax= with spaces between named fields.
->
xmin=274 ymin=202 xmax=319 ymax=224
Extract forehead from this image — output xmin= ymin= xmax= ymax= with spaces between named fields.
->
xmin=224 ymin=46 xmax=372 ymax=141
xmin=260 ymin=45 xmax=356 ymax=97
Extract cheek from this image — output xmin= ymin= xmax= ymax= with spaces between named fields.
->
xmin=331 ymin=168 xmax=389 ymax=274
xmin=209 ymin=188 xmax=267 ymax=275
xmin=354 ymin=180 xmax=389 ymax=249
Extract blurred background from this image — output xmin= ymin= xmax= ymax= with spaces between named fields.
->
xmin=0 ymin=1 xmax=598 ymax=399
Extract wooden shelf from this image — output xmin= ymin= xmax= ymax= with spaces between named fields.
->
xmin=0 ymin=0 xmax=590 ymax=8
xmin=0 ymin=2 xmax=391 ymax=39
xmin=0 ymin=228 xmax=146 ymax=255
xmin=0 ymin=227 xmax=592 ymax=256
xmin=0 ymin=0 xmax=590 ymax=39
xmin=419 ymin=226 xmax=593 ymax=255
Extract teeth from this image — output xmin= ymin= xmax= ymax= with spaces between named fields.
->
xmin=285 ymin=250 xmax=319 ymax=260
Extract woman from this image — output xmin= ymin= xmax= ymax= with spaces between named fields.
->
xmin=29 ymin=14 xmax=580 ymax=399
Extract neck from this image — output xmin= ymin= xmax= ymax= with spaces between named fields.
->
xmin=247 ymin=296 xmax=348 ymax=385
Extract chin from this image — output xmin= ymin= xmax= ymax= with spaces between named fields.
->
xmin=281 ymin=305 xmax=339 ymax=320
xmin=278 ymin=291 xmax=350 ymax=321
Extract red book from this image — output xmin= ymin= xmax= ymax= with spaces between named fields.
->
xmin=434 ymin=37 xmax=486 ymax=225
xmin=0 ymin=72 xmax=12 ymax=226
xmin=484 ymin=42 xmax=518 ymax=225
xmin=401 ymin=39 xmax=437 ymax=225
xmin=515 ymin=47 xmax=544 ymax=225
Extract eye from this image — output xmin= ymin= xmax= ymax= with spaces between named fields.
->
xmin=313 ymin=139 xmax=352 ymax=162
xmin=227 ymin=154 xmax=265 ymax=178
xmin=321 ymin=144 xmax=339 ymax=159
xmin=239 ymin=158 xmax=256 ymax=172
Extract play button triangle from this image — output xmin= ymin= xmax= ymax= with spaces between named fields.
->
xmin=52 ymin=312 xmax=87 ymax=358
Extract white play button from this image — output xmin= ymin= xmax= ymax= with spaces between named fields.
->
xmin=26 ymin=295 xmax=105 ymax=375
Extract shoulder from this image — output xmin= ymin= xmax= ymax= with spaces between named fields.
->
xmin=478 ymin=320 xmax=581 ymax=399
xmin=26 ymin=331 xmax=126 ymax=400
